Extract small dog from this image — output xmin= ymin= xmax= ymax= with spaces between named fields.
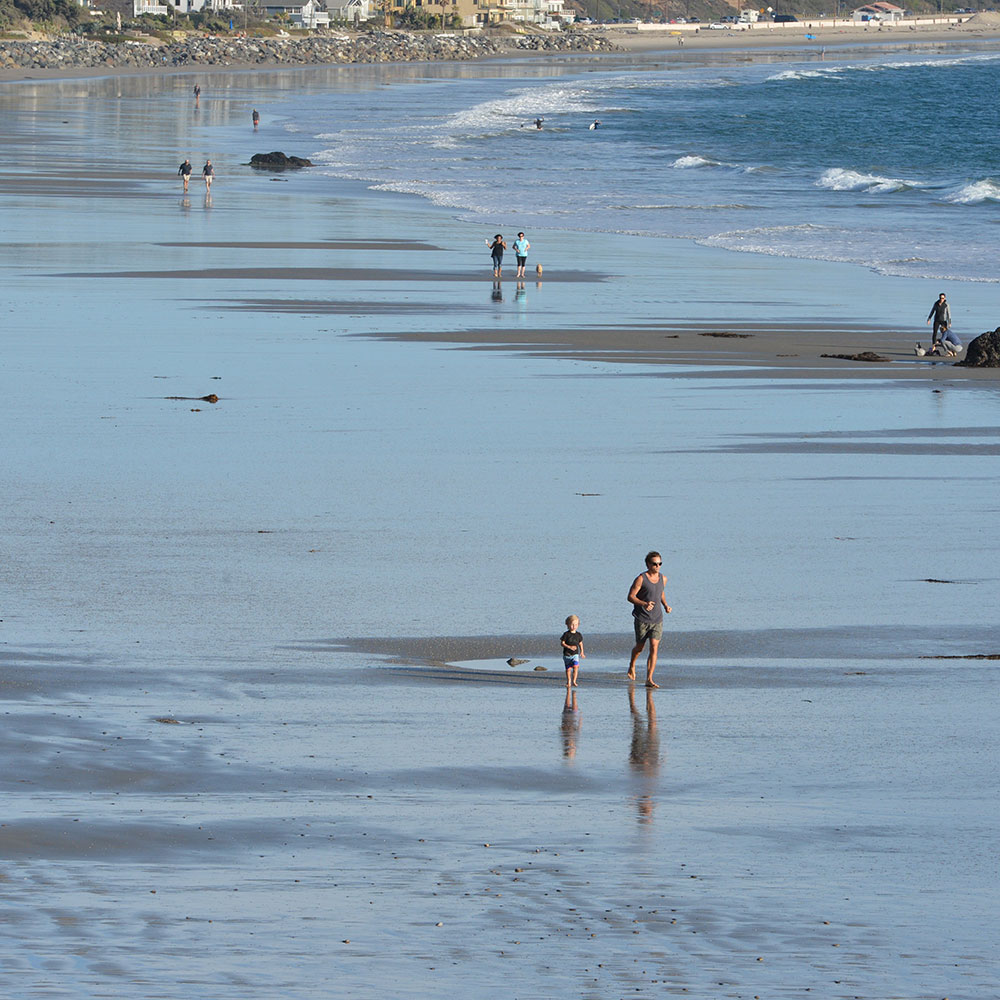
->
xmin=535 ymin=263 xmax=543 ymax=277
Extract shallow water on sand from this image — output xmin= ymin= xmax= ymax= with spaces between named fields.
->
xmin=1 ymin=61 xmax=999 ymax=999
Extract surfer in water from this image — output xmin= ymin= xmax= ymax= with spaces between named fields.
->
xmin=589 ymin=120 xmax=601 ymax=130
xmin=534 ymin=117 xmax=543 ymax=130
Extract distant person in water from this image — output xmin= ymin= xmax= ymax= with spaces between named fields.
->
xmin=178 ymin=157 xmax=192 ymax=193
xmin=534 ymin=117 xmax=543 ymax=130
xmin=487 ymin=234 xmax=506 ymax=277
xmin=512 ymin=232 xmax=530 ymax=278
xmin=252 ymin=108 xmax=260 ymax=130
xmin=627 ymin=551 xmax=671 ymax=688
xmin=926 ymin=292 xmax=951 ymax=351
xmin=193 ymin=84 xmax=200 ymax=106
xmin=202 ymin=159 xmax=214 ymax=191
xmin=589 ymin=119 xmax=601 ymax=130
xmin=560 ymin=614 xmax=585 ymax=687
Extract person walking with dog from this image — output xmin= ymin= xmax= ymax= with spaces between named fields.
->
xmin=627 ymin=551 xmax=671 ymax=688
xmin=512 ymin=232 xmax=530 ymax=278
xmin=926 ymin=292 xmax=951 ymax=351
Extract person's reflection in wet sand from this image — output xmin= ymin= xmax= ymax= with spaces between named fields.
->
xmin=491 ymin=279 xmax=503 ymax=303
xmin=628 ymin=686 xmax=660 ymax=824
xmin=560 ymin=688 xmax=581 ymax=760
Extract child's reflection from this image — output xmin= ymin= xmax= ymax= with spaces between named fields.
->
xmin=560 ymin=688 xmax=581 ymax=760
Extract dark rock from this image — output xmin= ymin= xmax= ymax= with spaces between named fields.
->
xmin=955 ymin=328 xmax=1000 ymax=367
xmin=506 ymin=657 xmax=529 ymax=666
xmin=250 ymin=151 xmax=313 ymax=170
xmin=820 ymin=352 xmax=891 ymax=363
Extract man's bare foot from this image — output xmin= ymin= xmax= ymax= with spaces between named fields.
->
xmin=626 ymin=670 xmax=635 ymax=681
xmin=572 ymin=682 xmax=579 ymax=687
xmin=646 ymin=680 xmax=659 ymax=688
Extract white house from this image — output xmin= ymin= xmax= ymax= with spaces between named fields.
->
xmin=326 ymin=0 xmax=371 ymax=21
xmin=498 ymin=0 xmax=573 ymax=28
xmin=852 ymin=1 xmax=904 ymax=20
xmin=134 ymin=0 xmax=238 ymax=15
xmin=262 ymin=0 xmax=330 ymax=26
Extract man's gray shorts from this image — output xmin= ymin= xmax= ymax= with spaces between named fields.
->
xmin=633 ymin=619 xmax=663 ymax=644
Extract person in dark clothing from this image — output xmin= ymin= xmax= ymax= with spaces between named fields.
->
xmin=560 ymin=615 xmax=585 ymax=687
xmin=178 ymin=158 xmax=192 ymax=193
xmin=926 ymin=292 xmax=951 ymax=350
xmin=486 ymin=234 xmax=506 ymax=277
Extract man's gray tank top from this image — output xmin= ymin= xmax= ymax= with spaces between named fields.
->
xmin=632 ymin=572 xmax=664 ymax=623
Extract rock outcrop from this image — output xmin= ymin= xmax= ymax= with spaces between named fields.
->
xmin=955 ymin=328 xmax=1000 ymax=367
xmin=250 ymin=152 xmax=313 ymax=169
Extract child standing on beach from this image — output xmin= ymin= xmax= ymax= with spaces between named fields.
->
xmin=560 ymin=615 xmax=585 ymax=687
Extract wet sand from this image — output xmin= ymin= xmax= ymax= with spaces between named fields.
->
xmin=2 ymin=54 xmax=999 ymax=1000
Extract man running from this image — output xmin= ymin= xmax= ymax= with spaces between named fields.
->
xmin=627 ymin=551 xmax=672 ymax=688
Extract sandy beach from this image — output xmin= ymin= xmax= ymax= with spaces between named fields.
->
xmin=2 ymin=39 xmax=999 ymax=1000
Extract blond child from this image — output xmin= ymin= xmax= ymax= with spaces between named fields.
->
xmin=560 ymin=615 xmax=585 ymax=687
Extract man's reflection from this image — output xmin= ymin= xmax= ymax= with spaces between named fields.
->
xmin=560 ymin=688 xmax=581 ymax=760
xmin=491 ymin=279 xmax=503 ymax=303
xmin=628 ymin=686 xmax=660 ymax=824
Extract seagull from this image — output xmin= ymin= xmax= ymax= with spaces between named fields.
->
xmin=915 ymin=342 xmax=926 ymax=357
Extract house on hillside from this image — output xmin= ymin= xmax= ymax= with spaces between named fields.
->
xmin=262 ymin=0 xmax=331 ymax=26
xmin=133 ymin=0 xmax=238 ymax=14
xmin=326 ymin=0 xmax=371 ymax=21
xmin=852 ymin=1 xmax=904 ymax=20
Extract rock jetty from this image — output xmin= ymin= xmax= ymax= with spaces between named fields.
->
xmin=0 ymin=31 xmax=618 ymax=72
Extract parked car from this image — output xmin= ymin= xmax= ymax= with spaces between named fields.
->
xmin=772 ymin=12 xmax=798 ymax=20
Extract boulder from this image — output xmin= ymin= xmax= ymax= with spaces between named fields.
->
xmin=250 ymin=151 xmax=314 ymax=170
xmin=955 ymin=328 xmax=1000 ymax=367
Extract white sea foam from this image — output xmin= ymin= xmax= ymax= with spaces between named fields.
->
xmin=945 ymin=179 xmax=1000 ymax=204
xmin=817 ymin=168 xmax=922 ymax=194
xmin=611 ymin=203 xmax=752 ymax=211
xmin=768 ymin=51 xmax=1000 ymax=83
xmin=767 ymin=67 xmax=845 ymax=82
xmin=672 ymin=155 xmax=720 ymax=169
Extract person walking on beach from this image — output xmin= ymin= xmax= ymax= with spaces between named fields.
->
xmin=252 ymin=108 xmax=260 ymax=130
xmin=202 ymin=159 xmax=214 ymax=192
xmin=560 ymin=614 xmax=585 ymax=687
xmin=512 ymin=232 xmax=530 ymax=278
xmin=487 ymin=234 xmax=506 ymax=277
xmin=193 ymin=84 xmax=201 ymax=106
xmin=926 ymin=292 xmax=951 ymax=351
xmin=627 ymin=551 xmax=671 ymax=688
xmin=178 ymin=157 xmax=192 ymax=193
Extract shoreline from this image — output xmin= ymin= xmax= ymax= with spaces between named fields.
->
xmin=3 ymin=20 xmax=1000 ymax=83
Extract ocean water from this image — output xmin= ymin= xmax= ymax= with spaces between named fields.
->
xmin=297 ymin=46 xmax=1000 ymax=282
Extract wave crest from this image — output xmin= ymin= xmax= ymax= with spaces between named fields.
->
xmin=817 ymin=167 xmax=920 ymax=194
xmin=945 ymin=179 xmax=1000 ymax=204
